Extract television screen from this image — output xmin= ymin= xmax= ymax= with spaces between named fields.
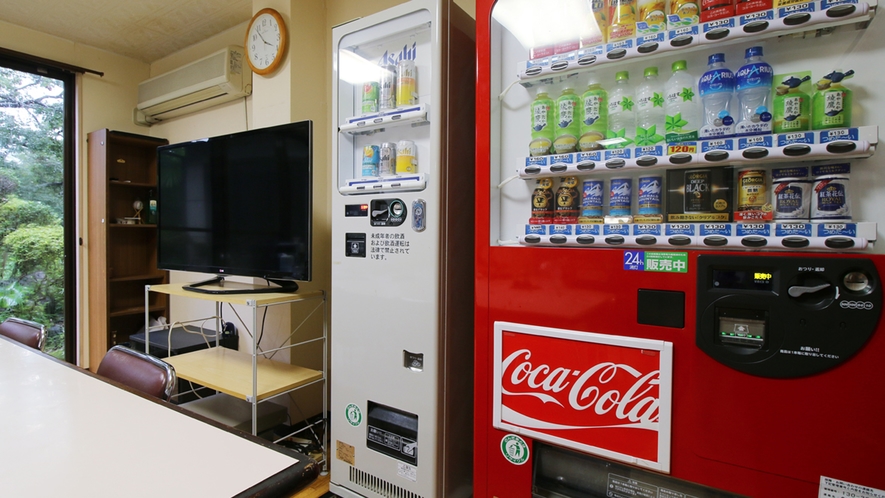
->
xmin=157 ymin=121 xmax=312 ymax=291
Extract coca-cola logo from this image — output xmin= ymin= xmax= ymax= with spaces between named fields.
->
xmin=502 ymin=349 xmax=660 ymax=430
xmin=495 ymin=325 xmax=672 ymax=469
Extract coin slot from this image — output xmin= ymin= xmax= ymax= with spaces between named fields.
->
xmin=844 ymin=271 xmax=872 ymax=294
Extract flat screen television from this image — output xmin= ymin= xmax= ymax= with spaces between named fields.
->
xmin=157 ymin=120 xmax=312 ymax=294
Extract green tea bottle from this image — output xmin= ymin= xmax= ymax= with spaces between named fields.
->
xmin=579 ymin=78 xmax=608 ymax=151
xmin=773 ymin=75 xmax=811 ymax=133
xmin=553 ymin=87 xmax=581 ymax=154
xmin=529 ymin=87 xmax=555 ymax=156
xmin=812 ymin=69 xmax=854 ymax=130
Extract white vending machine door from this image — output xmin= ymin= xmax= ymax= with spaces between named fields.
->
xmin=330 ymin=1 xmax=475 ymax=497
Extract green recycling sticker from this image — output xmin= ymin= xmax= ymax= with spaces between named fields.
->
xmin=345 ymin=403 xmax=362 ymax=427
xmin=500 ymin=434 xmax=529 ymax=465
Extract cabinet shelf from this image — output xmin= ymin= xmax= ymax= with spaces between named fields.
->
xmin=109 ymin=273 xmax=167 ymax=283
xmin=519 ymin=221 xmax=876 ymax=251
xmin=109 ymin=304 xmax=167 ymax=318
xmin=109 ymin=180 xmax=157 ymax=188
xmin=517 ymin=126 xmax=877 ymax=179
xmin=515 ymin=0 xmax=876 ymax=86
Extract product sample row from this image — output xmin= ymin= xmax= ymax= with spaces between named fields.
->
xmin=529 ymin=0 xmax=850 ymax=56
xmin=529 ymin=163 xmax=851 ymax=224
xmin=530 ymin=46 xmax=854 ymax=156
xmin=361 ymin=141 xmax=418 ymax=177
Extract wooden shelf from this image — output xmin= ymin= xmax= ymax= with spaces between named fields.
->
xmin=167 ymin=348 xmax=323 ymax=402
xmin=88 ymin=129 xmax=169 ymax=371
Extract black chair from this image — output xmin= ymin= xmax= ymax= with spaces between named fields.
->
xmin=0 ymin=317 xmax=46 ymax=351
xmin=96 ymin=345 xmax=177 ymax=401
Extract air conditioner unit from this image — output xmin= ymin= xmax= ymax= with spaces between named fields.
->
xmin=134 ymin=46 xmax=252 ymax=125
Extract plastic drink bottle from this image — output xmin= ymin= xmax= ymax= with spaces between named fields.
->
xmin=634 ymin=66 xmax=666 ymax=146
xmin=735 ymin=46 xmax=774 ymax=136
xmin=637 ymin=0 xmax=667 ymax=33
xmin=699 ymin=53 xmax=736 ymax=139
xmin=579 ymin=77 xmax=608 ymax=151
xmin=530 ymin=87 xmax=555 ymax=156
xmin=812 ymin=69 xmax=854 ymax=130
xmin=664 ymin=60 xmax=701 ymax=143
xmin=773 ymin=75 xmax=811 ymax=133
xmin=608 ymin=0 xmax=637 ymax=42
xmin=553 ymin=87 xmax=581 ymax=154
xmin=606 ymin=71 xmax=635 ymax=148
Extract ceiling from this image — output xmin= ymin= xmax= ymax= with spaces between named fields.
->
xmin=0 ymin=0 xmax=253 ymax=63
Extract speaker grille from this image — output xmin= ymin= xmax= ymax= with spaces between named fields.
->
xmin=349 ymin=467 xmax=424 ymax=498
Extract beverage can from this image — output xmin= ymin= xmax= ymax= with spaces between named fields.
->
xmin=379 ymin=65 xmax=397 ymax=111
xmin=811 ymin=164 xmax=851 ymax=221
xmin=638 ymin=175 xmax=663 ymax=215
xmin=361 ymin=81 xmax=379 ymax=114
xmin=772 ymin=166 xmax=809 ymax=220
xmin=361 ymin=145 xmax=380 ymax=177
xmin=609 ymin=177 xmax=632 ymax=216
xmin=737 ymin=169 xmax=767 ymax=211
xmin=379 ymin=142 xmax=397 ymax=176
xmin=581 ymin=179 xmax=605 ymax=217
xmin=396 ymin=59 xmax=417 ymax=107
xmin=684 ymin=169 xmax=711 ymax=213
xmin=395 ymin=140 xmax=417 ymax=173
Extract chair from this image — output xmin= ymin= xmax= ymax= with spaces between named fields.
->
xmin=0 ymin=317 xmax=46 ymax=351
xmin=96 ymin=345 xmax=177 ymax=401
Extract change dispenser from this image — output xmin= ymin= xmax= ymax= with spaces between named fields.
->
xmin=697 ymin=255 xmax=881 ymax=378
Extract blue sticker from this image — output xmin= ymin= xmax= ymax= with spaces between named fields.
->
xmin=624 ymin=250 xmax=645 ymax=271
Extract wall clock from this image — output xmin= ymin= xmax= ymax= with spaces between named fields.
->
xmin=245 ymin=8 xmax=287 ymax=75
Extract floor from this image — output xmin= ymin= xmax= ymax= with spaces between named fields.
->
xmin=289 ymin=472 xmax=331 ymax=498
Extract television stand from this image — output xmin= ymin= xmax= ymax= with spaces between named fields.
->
xmin=184 ymin=276 xmax=299 ymax=295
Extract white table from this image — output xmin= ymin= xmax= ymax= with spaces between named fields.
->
xmin=0 ymin=335 xmax=317 ymax=497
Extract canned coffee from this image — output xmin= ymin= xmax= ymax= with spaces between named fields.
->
xmin=684 ymin=169 xmax=711 ymax=213
xmin=581 ymin=179 xmax=604 ymax=217
xmin=737 ymin=169 xmax=767 ymax=211
xmin=609 ymin=177 xmax=632 ymax=216
xmin=638 ymin=175 xmax=662 ymax=215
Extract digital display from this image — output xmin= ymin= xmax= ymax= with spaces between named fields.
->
xmin=712 ymin=268 xmax=775 ymax=291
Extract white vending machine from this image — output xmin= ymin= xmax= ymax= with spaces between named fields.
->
xmin=329 ymin=1 xmax=475 ymax=497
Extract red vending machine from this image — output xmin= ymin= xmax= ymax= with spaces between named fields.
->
xmin=474 ymin=0 xmax=885 ymax=497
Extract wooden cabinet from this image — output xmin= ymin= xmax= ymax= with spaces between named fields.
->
xmin=87 ymin=129 xmax=169 ymax=371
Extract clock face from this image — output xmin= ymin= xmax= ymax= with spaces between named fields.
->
xmin=246 ymin=9 xmax=285 ymax=74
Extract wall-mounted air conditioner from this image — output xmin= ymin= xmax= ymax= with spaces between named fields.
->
xmin=134 ymin=46 xmax=252 ymax=126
